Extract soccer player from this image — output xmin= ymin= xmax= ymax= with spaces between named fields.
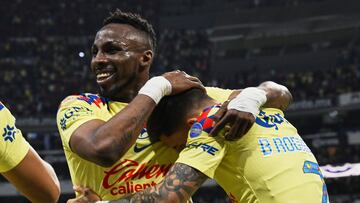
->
xmin=0 ymin=102 xmax=60 ymax=203
xmin=124 ymin=87 xmax=327 ymax=203
xmin=59 ymin=10 xmax=292 ymax=201
xmin=73 ymin=86 xmax=325 ymax=203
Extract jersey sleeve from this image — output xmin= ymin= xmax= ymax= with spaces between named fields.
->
xmin=205 ymin=87 xmax=233 ymax=103
xmin=0 ymin=103 xmax=30 ymax=173
xmin=56 ymin=95 xmax=105 ymax=148
xmin=176 ymin=131 xmax=226 ymax=179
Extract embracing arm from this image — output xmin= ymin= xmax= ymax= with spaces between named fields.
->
xmin=69 ymin=94 xmax=157 ymax=167
xmin=258 ymin=81 xmax=293 ymax=111
xmin=2 ymin=147 xmax=60 ymax=203
xmin=68 ymin=71 xmax=205 ymax=167
xmin=210 ymin=81 xmax=292 ymax=140
xmin=128 ymin=163 xmax=206 ymax=203
xmin=66 ymin=163 xmax=206 ymax=203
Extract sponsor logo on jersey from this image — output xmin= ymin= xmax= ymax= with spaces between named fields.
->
xmin=59 ymin=106 xmax=93 ymax=130
xmin=186 ymin=142 xmax=219 ymax=156
xmin=102 ymin=159 xmax=172 ymax=196
xmin=255 ymin=110 xmax=287 ymax=130
xmin=133 ymin=143 xmax=153 ymax=153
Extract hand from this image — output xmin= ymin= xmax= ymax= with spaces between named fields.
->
xmin=67 ymin=186 xmax=101 ymax=203
xmin=162 ymin=70 xmax=205 ymax=95
xmin=210 ymin=100 xmax=255 ymax=141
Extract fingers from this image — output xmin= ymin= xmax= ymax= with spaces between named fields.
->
xmin=209 ymin=102 xmax=229 ymax=136
xmin=225 ymin=120 xmax=249 ymax=141
xmin=213 ymin=102 xmax=228 ymax=122
xmin=225 ymin=112 xmax=255 ymax=140
xmin=188 ymin=80 xmax=205 ymax=92
xmin=211 ymin=110 xmax=256 ymax=141
xmin=164 ymin=70 xmax=205 ymax=95
xmin=210 ymin=115 xmax=228 ymax=137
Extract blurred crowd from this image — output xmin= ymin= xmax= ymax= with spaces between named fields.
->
xmin=2 ymin=32 xmax=360 ymax=116
xmin=1 ymin=1 xmax=360 ymax=116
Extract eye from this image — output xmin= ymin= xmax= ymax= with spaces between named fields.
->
xmin=105 ymin=44 xmax=123 ymax=55
xmin=107 ymin=47 xmax=120 ymax=54
xmin=91 ymin=47 xmax=98 ymax=57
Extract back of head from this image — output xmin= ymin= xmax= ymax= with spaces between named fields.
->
xmin=147 ymin=88 xmax=210 ymax=143
xmin=103 ymin=9 xmax=157 ymax=53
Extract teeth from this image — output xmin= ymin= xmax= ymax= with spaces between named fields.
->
xmin=97 ymin=73 xmax=111 ymax=80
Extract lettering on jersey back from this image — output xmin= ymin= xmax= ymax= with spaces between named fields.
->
xmin=258 ymin=136 xmax=311 ymax=157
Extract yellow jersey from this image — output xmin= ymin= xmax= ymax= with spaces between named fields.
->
xmin=57 ymin=87 xmax=232 ymax=200
xmin=0 ymin=102 xmax=30 ymax=173
xmin=176 ymin=107 xmax=328 ymax=203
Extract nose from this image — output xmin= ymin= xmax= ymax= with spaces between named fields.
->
xmin=93 ymin=51 xmax=108 ymax=64
xmin=91 ymin=51 xmax=109 ymax=70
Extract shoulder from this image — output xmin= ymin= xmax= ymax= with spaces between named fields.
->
xmin=205 ymin=87 xmax=233 ymax=102
xmin=192 ymin=105 xmax=221 ymax=135
xmin=0 ymin=102 xmax=15 ymax=125
xmin=58 ymin=93 xmax=109 ymax=110
xmin=0 ymin=101 xmax=4 ymax=111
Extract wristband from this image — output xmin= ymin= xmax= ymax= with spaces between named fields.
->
xmin=227 ymin=87 xmax=267 ymax=118
xmin=138 ymin=76 xmax=172 ymax=104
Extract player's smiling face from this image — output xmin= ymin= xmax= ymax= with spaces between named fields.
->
xmin=91 ymin=23 xmax=152 ymax=102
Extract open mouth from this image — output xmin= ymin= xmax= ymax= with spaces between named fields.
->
xmin=96 ymin=72 xmax=116 ymax=84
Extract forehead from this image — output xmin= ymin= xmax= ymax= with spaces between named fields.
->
xmin=94 ymin=23 xmax=147 ymax=45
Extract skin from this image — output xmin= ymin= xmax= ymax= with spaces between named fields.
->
xmin=91 ymin=23 xmax=152 ymax=103
xmin=68 ymin=82 xmax=292 ymax=203
xmin=2 ymin=147 xmax=60 ymax=203
xmin=66 ymin=84 xmax=293 ymax=203
xmin=68 ymin=23 xmax=204 ymax=167
xmin=210 ymin=81 xmax=293 ymax=140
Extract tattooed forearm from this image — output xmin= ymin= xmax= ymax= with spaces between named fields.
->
xmin=128 ymin=163 xmax=207 ymax=203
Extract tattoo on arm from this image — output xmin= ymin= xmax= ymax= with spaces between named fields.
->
xmin=127 ymin=163 xmax=208 ymax=203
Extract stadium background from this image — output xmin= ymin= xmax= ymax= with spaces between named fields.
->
xmin=0 ymin=0 xmax=360 ymax=202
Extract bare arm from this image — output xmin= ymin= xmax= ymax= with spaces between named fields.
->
xmin=70 ymin=94 xmax=157 ymax=167
xmin=129 ymin=163 xmax=206 ymax=203
xmin=211 ymin=81 xmax=292 ymax=140
xmin=67 ymin=163 xmax=206 ymax=203
xmin=258 ymin=81 xmax=293 ymax=111
xmin=69 ymin=71 xmax=205 ymax=167
xmin=2 ymin=147 xmax=60 ymax=203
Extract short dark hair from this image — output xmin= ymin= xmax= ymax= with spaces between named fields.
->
xmin=147 ymin=89 xmax=210 ymax=143
xmin=103 ymin=9 xmax=157 ymax=53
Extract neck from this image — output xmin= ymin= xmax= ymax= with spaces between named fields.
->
xmin=189 ymin=98 xmax=219 ymax=118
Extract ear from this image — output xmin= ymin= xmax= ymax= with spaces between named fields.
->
xmin=139 ymin=50 xmax=153 ymax=68
xmin=186 ymin=118 xmax=197 ymax=127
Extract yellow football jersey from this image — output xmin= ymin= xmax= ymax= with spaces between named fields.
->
xmin=57 ymin=87 xmax=231 ymax=200
xmin=176 ymin=107 xmax=328 ymax=203
xmin=0 ymin=102 xmax=30 ymax=173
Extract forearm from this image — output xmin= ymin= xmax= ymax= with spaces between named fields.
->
xmin=2 ymin=147 xmax=60 ymax=203
xmin=87 ymin=95 xmax=156 ymax=165
xmin=258 ymin=81 xmax=293 ymax=111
